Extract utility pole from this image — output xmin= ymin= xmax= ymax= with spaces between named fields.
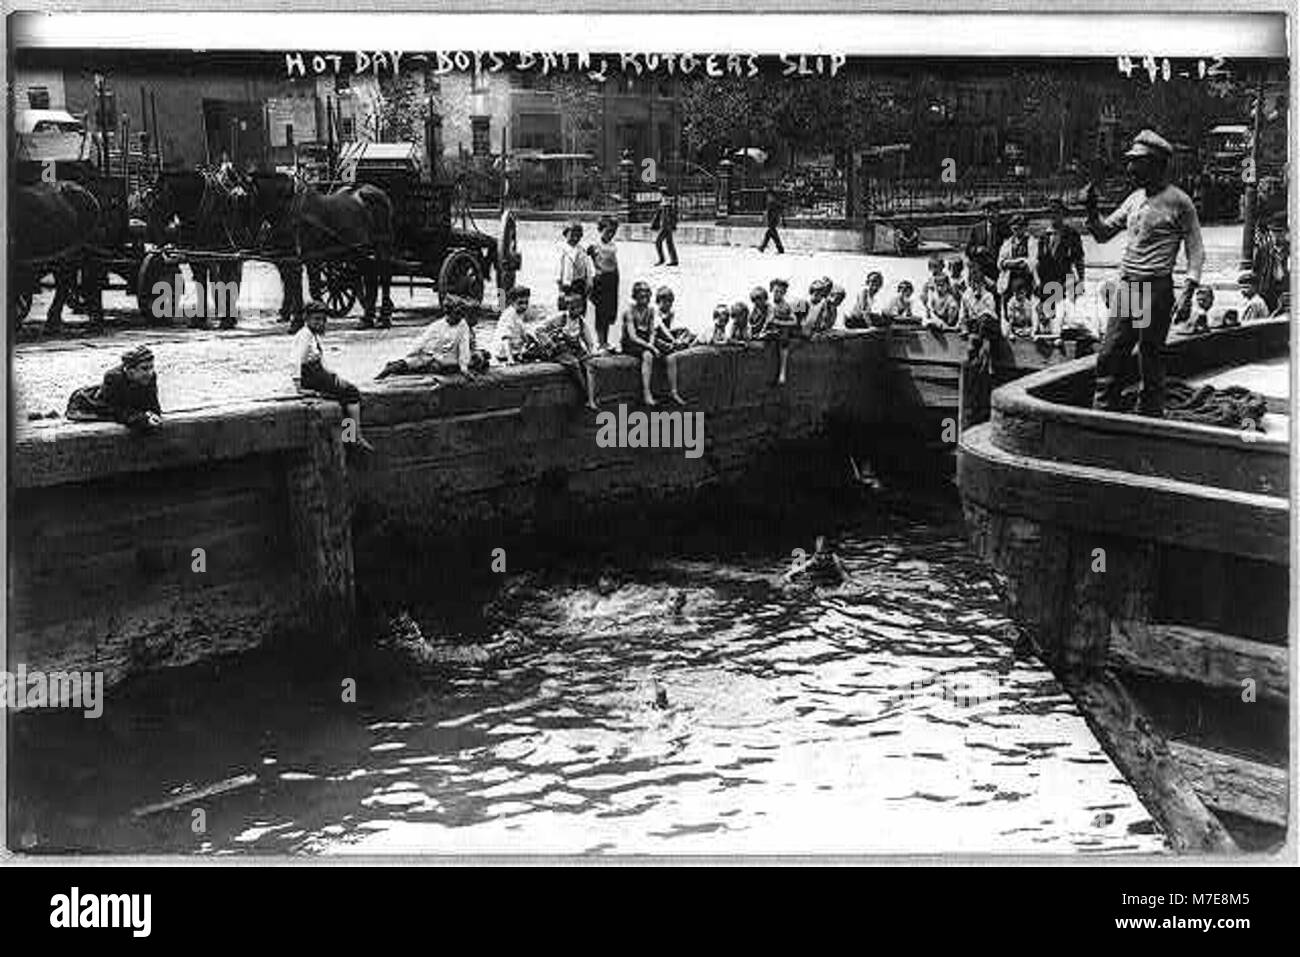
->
xmin=1239 ymin=68 xmax=1264 ymax=270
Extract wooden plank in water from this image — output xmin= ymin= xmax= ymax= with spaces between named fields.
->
xmin=1068 ymin=674 xmax=1237 ymax=852
xmin=132 ymin=773 xmax=259 ymax=817
xmin=1109 ymin=622 xmax=1289 ymax=705
xmin=1168 ymin=741 xmax=1289 ymax=828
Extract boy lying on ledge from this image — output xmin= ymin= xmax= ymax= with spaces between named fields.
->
xmin=66 ymin=345 xmax=163 ymax=434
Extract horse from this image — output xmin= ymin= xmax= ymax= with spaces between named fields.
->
xmin=11 ymin=180 xmax=103 ymax=332
xmin=143 ymin=168 xmax=251 ymax=328
xmin=248 ymin=172 xmax=395 ymax=328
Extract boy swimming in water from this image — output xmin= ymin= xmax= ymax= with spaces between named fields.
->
xmin=784 ymin=535 xmax=850 ymax=588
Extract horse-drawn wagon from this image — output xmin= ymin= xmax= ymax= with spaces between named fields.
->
xmin=11 ymin=145 xmax=518 ymax=332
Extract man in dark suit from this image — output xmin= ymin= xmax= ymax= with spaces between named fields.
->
xmin=758 ymin=187 xmax=785 ymax=254
xmin=965 ymin=201 xmax=1006 ymax=310
xmin=1036 ymin=199 xmax=1086 ymax=330
xmin=651 ymin=189 xmax=679 ymax=267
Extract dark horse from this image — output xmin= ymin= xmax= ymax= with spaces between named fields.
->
xmin=248 ymin=172 xmax=395 ymax=329
xmin=144 ymin=168 xmax=250 ymax=328
xmin=11 ymin=180 xmax=103 ymax=331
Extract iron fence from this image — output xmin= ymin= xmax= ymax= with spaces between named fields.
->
xmin=859 ymin=174 xmax=1092 ymax=219
xmin=731 ymin=164 xmax=848 ymax=220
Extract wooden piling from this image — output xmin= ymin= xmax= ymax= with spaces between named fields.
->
xmin=283 ymin=403 xmax=355 ymax=641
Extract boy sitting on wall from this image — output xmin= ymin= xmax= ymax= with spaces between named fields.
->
xmin=290 ymin=303 xmax=374 ymax=452
xmin=376 ymin=297 xmax=478 ymax=380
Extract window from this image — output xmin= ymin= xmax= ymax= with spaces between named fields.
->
xmin=337 ymin=116 xmax=355 ymax=141
xmin=517 ymin=112 xmax=561 ymax=152
xmin=471 ymin=116 xmax=490 ymax=156
xmin=471 ymin=69 xmax=489 ymax=94
xmin=285 ymin=124 xmax=294 ymax=148
xmin=27 ymin=86 xmax=50 ymax=109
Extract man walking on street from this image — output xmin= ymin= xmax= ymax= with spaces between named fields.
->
xmin=758 ymin=187 xmax=785 ymax=254
xmin=652 ymin=189 xmax=679 ymax=267
xmin=1083 ymin=128 xmax=1205 ymax=417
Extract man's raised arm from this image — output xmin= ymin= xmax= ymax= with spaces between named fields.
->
xmin=1083 ymin=182 xmax=1125 ymax=243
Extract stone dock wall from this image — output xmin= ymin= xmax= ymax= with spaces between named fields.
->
xmin=10 ymin=333 xmax=893 ymax=689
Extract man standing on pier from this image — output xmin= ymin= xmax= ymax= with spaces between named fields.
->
xmin=1083 ymin=129 xmax=1205 ymax=416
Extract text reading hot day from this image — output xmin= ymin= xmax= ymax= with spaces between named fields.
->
xmin=285 ymin=51 xmax=846 ymax=80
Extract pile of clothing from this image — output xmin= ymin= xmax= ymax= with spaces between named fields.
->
xmin=1118 ymin=378 xmax=1269 ymax=431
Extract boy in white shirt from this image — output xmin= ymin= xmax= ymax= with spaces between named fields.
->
xmin=960 ymin=263 xmax=999 ymax=337
xmin=289 ymin=304 xmax=373 ymax=452
xmin=493 ymin=285 xmax=532 ymax=365
xmin=1238 ymin=272 xmax=1271 ymax=322
xmin=376 ymin=297 xmax=476 ymax=379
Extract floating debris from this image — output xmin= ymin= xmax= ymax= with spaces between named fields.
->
xmin=379 ymin=611 xmax=532 ymax=667
xmin=132 ymin=773 xmax=258 ymax=818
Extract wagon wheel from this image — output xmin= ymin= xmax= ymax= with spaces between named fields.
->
xmin=137 ymin=252 xmax=181 ymax=324
xmin=439 ymin=248 xmax=485 ymax=304
xmin=321 ymin=260 xmax=360 ymax=318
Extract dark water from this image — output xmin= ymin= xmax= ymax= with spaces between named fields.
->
xmin=9 ymin=488 xmax=1165 ymax=855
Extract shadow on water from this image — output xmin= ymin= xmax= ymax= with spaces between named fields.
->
xmin=8 ymin=459 xmax=1166 ymax=855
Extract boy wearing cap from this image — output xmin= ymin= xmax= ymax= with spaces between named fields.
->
xmin=66 ymin=345 xmax=163 ymax=433
xmin=1083 ymin=128 xmax=1205 ymax=416
xmin=290 ymin=305 xmax=374 ymax=452
xmin=376 ymin=297 xmax=476 ymax=379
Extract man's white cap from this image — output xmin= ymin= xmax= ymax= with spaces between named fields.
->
xmin=1124 ymin=129 xmax=1173 ymax=159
